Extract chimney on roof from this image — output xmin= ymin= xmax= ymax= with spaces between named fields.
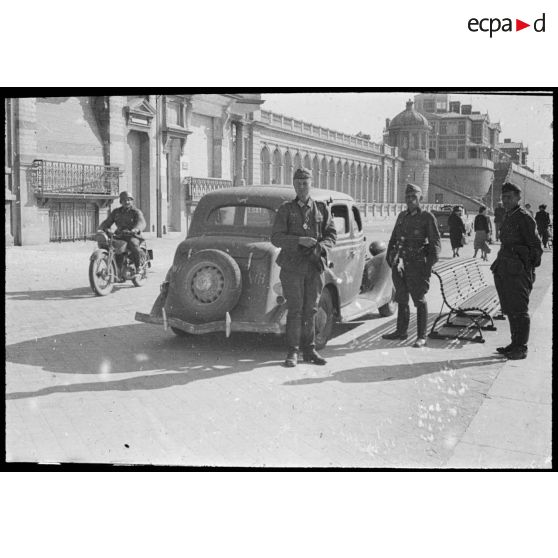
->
xmin=461 ymin=105 xmax=472 ymax=115
xmin=504 ymin=138 xmax=511 ymax=143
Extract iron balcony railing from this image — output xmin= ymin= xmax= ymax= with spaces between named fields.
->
xmin=31 ymin=159 xmax=120 ymax=196
xmin=184 ymin=176 xmax=233 ymax=201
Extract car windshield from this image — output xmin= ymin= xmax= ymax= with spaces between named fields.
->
xmin=206 ymin=205 xmax=277 ymax=229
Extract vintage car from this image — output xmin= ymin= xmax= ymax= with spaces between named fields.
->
xmin=135 ymin=185 xmax=395 ymax=349
xmin=432 ymin=204 xmax=473 ymax=237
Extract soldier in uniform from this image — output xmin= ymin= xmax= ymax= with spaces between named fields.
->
xmin=99 ymin=191 xmax=147 ymax=273
xmin=271 ymin=168 xmax=337 ymax=367
xmin=382 ymin=183 xmax=441 ymax=347
xmin=491 ymin=182 xmax=543 ymax=360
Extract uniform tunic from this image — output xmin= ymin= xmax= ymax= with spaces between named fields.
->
xmin=271 ymin=197 xmax=337 ymax=349
xmin=491 ymin=206 xmax=542 ymax=315
xmin=99 ymin=205 xmax=147 ymax=268
xmin=387 ymin=207 xmax=441 ymax=306
xmin=99 ymin=205 xmax=147 ymax=233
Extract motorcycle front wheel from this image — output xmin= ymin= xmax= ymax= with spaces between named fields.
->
xmin=89 ymin=253 xmax=115 ymax=296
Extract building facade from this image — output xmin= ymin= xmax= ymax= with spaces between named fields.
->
xmin=4 ymin=94 xmax=263 ymax=245
xmin=249 ymin=110 xmax=402 ymax=204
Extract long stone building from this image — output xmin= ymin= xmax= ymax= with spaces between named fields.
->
xmin=249 ymin=110 xmax=401 ymax=204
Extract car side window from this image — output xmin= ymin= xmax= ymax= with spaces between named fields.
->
xmin=331 ymin=204 xmax=350 ymax=237
xmin=206 ymin=205 xmax=275 ymax=228
xmin=351 ymin=206 xmax=363 ymax=234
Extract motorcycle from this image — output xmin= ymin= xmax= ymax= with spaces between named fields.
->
xmin=89 ymin=229 xmax=153 ymax=296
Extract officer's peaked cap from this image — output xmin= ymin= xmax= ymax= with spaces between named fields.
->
xmin=501 ymin=182 xmax=522 ymax=194
xmin=293 ymin=167 xmax=312 ymax=180
xmin=405 ymin=183 xmax=422 ymax=196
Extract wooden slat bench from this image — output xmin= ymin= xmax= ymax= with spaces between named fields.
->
xmin=429 ymin=258 xmax=504 ymax=343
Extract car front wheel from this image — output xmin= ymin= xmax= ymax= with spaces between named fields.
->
xmin=315 ymin=288 xmax=335 ymax=350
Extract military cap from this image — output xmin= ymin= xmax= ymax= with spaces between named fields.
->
xmin=119 ymin=190 xmax=134 ymax=201
xmin=405 ymin=183 xmax=422 ymax=196
xmin=501 ymin=182 xmax=522 ymax=194
xmin=293 ymin=167 xmax=312 ymax=180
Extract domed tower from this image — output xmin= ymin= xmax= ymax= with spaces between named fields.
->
xmin=387 ymin=99 xmax=431 ymax=201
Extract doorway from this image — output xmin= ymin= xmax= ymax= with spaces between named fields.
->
xmin=127 ymin=131 xmax=150 ymax=228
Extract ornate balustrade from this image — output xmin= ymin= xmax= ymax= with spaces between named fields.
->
xmin=184 ymin=176 xmax=233 ymax=201
xmin=31 ymin=160 xmax=120 ymax=198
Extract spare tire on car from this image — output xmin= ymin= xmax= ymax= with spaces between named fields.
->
xmin=169 ymin=249 xmax=242 ymax=322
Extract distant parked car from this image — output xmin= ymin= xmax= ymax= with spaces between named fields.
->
xmin=136 ymin=185 xmax=395 ymax=349
xmin=432 ymin=204 xmax=473 ymax=237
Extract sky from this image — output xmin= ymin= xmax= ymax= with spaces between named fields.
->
xmin=261 ymin=92 xmax=553 ymax=176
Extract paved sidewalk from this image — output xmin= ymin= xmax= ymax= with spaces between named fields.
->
xmin=5 ymin=232 xmax=553 ymax=468
xmin=447 ymin=285 xmax=552 ymax=468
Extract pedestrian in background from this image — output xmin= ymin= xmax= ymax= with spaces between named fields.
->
xmin=383 ymin=183 xmax=441 ymax=348
xmin=473 ymin=206 xmax=492 ymax=261
xmin=535 ymin=204 xmax=551 ymax=249
xmin=271 ymin=167 xmax=337 ymax=367
xmin=493 ymin=201 xmax=506 ymax=241
xmin=491 ymin=182 xmax=543 ymax=360
xmin=448 ymin=205 xmax=466 ymax=258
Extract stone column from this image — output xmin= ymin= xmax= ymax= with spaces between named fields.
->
xmin=213 ymin=116 xmax=223 ymax=179
xmin=16 ymin=98 xmax=50 ymax=245
xmin=234 ymin=121 xmax=244 ymax=186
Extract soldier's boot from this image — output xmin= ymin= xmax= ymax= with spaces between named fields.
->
xmin=302 ymin=345 xmax=327 ymax=365
xmin=413 ymin=301 xmax=428 ymax=348
xmin=284 ymin=347 xmax=299 ymax=368
xmin=507 ymin=314 xmax=529 ymax=360
xmin=497 ymin=315 xmax=517 ymax=354
xmin=383 ymin=304 xmax=410 ymax=340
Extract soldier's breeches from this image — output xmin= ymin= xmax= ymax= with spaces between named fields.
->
xmin=493 ymin=268 xmax=533 ymax=315
xmin=392 ymin=262 xmax=431 ymax=307
xmin=280 ymin=268 xmax=324 ymax=350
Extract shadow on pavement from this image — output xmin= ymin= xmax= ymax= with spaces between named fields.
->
xmin=6 ymin=285 xmax=134 ymax=301
xmin=329 ymin=313 xmax=489 ymax=355
xmin=284 ymin=356 xmax=504 ymax=386
xmin=6 ymin=323 xmax=285 ymax=377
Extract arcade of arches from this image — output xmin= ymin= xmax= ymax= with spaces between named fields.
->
xmin=259 ymin=146 xmax=396 ymax=203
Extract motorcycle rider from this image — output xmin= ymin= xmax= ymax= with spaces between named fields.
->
xmin=98 ymin=191 xmax=147 ymax=274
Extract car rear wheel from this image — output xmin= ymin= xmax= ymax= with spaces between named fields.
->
xmin=315 ymin=288 xmax=335 ymax=350
xmin=379 ymin=288 xmax=396 ymax=317
xmin=173 ymin=249 xmax=242 ymax=322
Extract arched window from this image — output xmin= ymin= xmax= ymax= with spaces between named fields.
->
xmin=321 ymin=158 xmax=328 ymax=189
xmin=343 ymin=162 xmax=349 ymax=194
xmin=329 ymin=159 xmax=336 ymax=190
xmin=312 ymin=156 xmax=319 ymax=185
xmin=303 ymin=154 xmax=311 ymax=169
xmin=336 ymin=160 xmax=343 ymax=190
xmin=294 ymin=152 xmax=302 ymax=171
xmin=272 ymin=149 xmax=282 ymax=185
xmin=260 ymin=146 xmax=271 ymax=185
xmin=284 ymin=151 xmax=293 ymax=184
xmin=350 ymin=162 xmax=356 ymax=199
xmin=368 ymin=168 xmax=374 ymax=203
xmin=386 ymin=168 xmax=392 ymax=202
xmin=362 ymin=166 xmax=369 ymax=203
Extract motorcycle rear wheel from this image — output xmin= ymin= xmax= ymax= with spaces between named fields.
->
xmin=89 ymin=253 xmax=115 ymax=296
